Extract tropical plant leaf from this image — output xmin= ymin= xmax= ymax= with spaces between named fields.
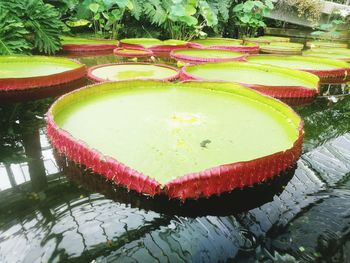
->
xmin=198 ymin=0 xmax=218 ymax=26
xmin=0 ymin=8 xmax=32 ymax=55
xmin=129 ymin=0 xmax=142 ymax=20
xmin=143 ymin=0 xmax=167 ymax=26
xmin=21 ymin=1 xmax=63 ymax=54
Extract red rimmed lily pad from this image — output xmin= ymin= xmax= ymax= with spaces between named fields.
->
xmin=303 ymin=48 xmax=350 ymax=62
xmin=87 ymin=63 xmax=179 ymax=82
xmin=113 ymin=48 xmax=154 ymax=58
xmin=260 ymin=42 xmax=304 ymax=55
xmin=61 ymin=36 xmax=119 ymax=53
xmin=306 ymin=41 xmax=347 ymax=49
xmin=170 ymin=48 xmax=246 ymax=64
xmin=190 ymin=38 xmax=259 ymax=53
xmin=180 ymin=61 xmax=319 ymax=105
xmin=119 ymin=38 xmax=191 ymax=55
xmin=0 ymin=56 xmax=86 ymax=91
xmin=47 ymin=80 xmax=303 ymax=200
xmin=244 ymin=36 xmax=290 ymax=44
xmin=246 ymin=55 xmax=350 ymax=83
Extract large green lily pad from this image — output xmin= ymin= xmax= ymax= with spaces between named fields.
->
xmin=303 ymin=48 xmax=350 ymax=61
xmin=306 ymin=41 xmax=347 ymax=49
xmin=245 ymin=36 xmax=290 ymax=44
xmin=191 ymin=38 xmax=243 ymax=47
xmin=0 ymin=56 xmax=83 ymax=78
xmin=171 ymin=49 xmax=246 ymax=63
xmin=246 ymin=55 xmax=350 ymax=83
xmin=120 ymin=38 xmax=187 ymax=48
xmin=182 ymin=61 xmax=318 ymax=89
xmin=246 ymin=55 xmax=349 ymax=71
xmin=49 ymin=80 xmax=302 ymax=196
xmin=61 ymin=36 xmax=118 ymax=45
xmin=88 ymin=63 xmax=178 ymax=82
xmin=260 ymin=42 xmax=304 ymax=54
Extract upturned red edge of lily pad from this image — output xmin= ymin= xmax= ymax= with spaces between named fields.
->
xmin=87 ymin=62 xmax=180 ymax=83
xmin=0 ymin=59 xmax=86 ymax=91
xmin=304 ymin=68 xmax=350 ymax=84
xmin=46 ymin=81 xmax=304 ymax=200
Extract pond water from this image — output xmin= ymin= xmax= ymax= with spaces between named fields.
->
xmin=0 ymin=54 xmax=350 ymax=263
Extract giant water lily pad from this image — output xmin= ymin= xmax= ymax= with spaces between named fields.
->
xmin=260 ymin=42 xmax=304 ymax=55
xmin=190 ymin=38 xmax=259 ymax=53
xmin=181 ymin=61 xmax=319 ymax=104
xmin=113 ymin=48 xmax=153 ymax=57
xmin=47 ymin=80 xmax=303 ymax=200
xmin=306 ymin=41 xmax=347 ymax=49
xmin=303 ymin=48 xmax=350 ymax=62
xmin=87 ymin=63 xmax=179 ymax=82
xmin=119 ymin=38 xmax=189 ymax=54
xmin=191 ymin=38 xmax=243 ymax=46
xmin=61 ymin=36 xmax=118 ymax=52
xmin=246 ymin=55 xmax=350 ymax=83
xmin=171 ymin=48 xmax=246 ymax=64
xmin=245 ymin=36 xmax=290 ymax=44
xmin=0 ymin=56 xmax=86 ymax=91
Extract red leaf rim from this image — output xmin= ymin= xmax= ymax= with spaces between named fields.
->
xmin=113 ymin=48 xmax=154 ymax=57
xmin=87 ymin=62 xmax=180 ymax=83
xmin=180 ymin=64 xmax=319 ymax=101
xmin=47 ymin=80 xmax=304 ymax=200
xmin=170 ymin=48 xmax=247 ymax=64
xmin=0 ymin=58 xmax=86 ymax=91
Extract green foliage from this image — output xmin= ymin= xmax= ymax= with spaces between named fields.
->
xmin=68 ymin=0 xmax=138 ymax=38
xmin=232 ymin=0 xmax=274 ymax=37
xmin=311 ymin=10 xmax=349 ymax=40
xmin=141 ymin=0 xmax=219 ymax=40
xmin=52 ymin=0 xmax=274 ymax=40
xmin=0 ymin=0 xmax=64 ymax=55
xmin=0 ymin=7 xmax=32 ymax=55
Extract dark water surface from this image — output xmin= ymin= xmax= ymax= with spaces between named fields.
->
xmin=0 ymin=54 xmax=350 ymax=263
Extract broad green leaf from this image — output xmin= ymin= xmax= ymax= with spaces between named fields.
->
xmin=115 ymin=0 xmax=129 ymax=8
xmin=66 ymin=19 xmax=90 ymax=27
xmin=184 ymin=4 xmax=196 ymax=16
xmin=265 ymin=0 xmax=274 ymax=9
xmin=232 ymin=3 xmax=243 ymax=12
xmin=89 ymin=3 xmax=100 ymax=13
xmin=243 ymin=1 xmax=255 ymax=12
xmin=111 ymin=8 xmax=123 ymax=20
xmin=240 ymin=15 xmax=250 ymax=23
xmin=199 ymin=0 xmax=218 ymax=26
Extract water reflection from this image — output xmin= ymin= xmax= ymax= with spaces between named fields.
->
xmin=0 ymin=78 xmax=88 ymax=104
xmin=0 ymin=54 xmax=350 ymax=262
xmin=59 ymin=155 xmax=296 ymax=217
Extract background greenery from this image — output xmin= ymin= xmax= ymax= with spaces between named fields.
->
xmin=0 ymin=0 xmax=274 ymax=55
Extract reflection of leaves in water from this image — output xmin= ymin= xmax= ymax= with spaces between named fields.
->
xmin=297 ymin=95 xmax=350 ymax=152
xmin=0 ymin=99 xmax=52 ymax=163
